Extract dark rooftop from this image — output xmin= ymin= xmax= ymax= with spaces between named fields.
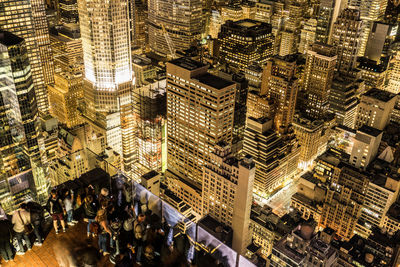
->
xmin=193 ymin=73 xmax=235 ymax=89
xmin=363 ymin=88 xmax=396 ymax=102
xmin=358 ymin=125 xmax=382 ymax=137
xmin=169 ymin=57 xmax=207 ymax=71
xmin=141 ymin=170 xmax=159 ymax=181
xmin=0 ymin=31 xmax=24 ymax=46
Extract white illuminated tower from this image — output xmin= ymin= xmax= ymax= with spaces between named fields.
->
xmin=78 ymin=0 xmax=135 ymax=173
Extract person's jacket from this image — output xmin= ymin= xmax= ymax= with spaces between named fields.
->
xmin=11 ymin=209 xmax=31 ymax=233
xmin=47 ymin=197 xmax=63 ymax=214
xmin=0 ymin=219 xmax=13 ymax=240
xmin=83 ymin=201 xmax=97 ymax=219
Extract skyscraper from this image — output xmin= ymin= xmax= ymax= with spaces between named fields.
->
xmin=260 ymin=55 xmax=299 ymax=133
xmin=219 ymin=19 xmax=273 ymax=71
xmin=59 ymin=0 xmax=79 ymax=23
xmin=315 ymin=0 xmax=342 ymax=44
xmin=0 ymin=31 xmax=43 ymax=211
xmin=303 ymin=43 xmax=336 ymax=119
xmin=165 ymin=58 xmax=235 ymax=203
xmin=0 ymin=0 xmax=55 ymax=113
xmin=78 ymin=0 xmax=135 ymax=173
xmin=147 ymin=0 xmax=203 ymax=57
xmin=331 ymin=8 xmax=363 ymax=75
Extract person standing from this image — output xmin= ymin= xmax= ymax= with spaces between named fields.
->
xmin=0 ymin=218 xmax=14 ymax=262
xmin=47 ymin=189 xmax=66 ymax=234
xmin=64 ymin=189 xmax=77 ymax=226
xmin=96 ymin=200 xmax=112 ymax=256
xmin=28 ymin=202 xmax=43 ymax=246
xmin=134 ymin=214 xmax=146 ymax=264
xmin=83 ymin=195 xmax=98 ymax=237
xmin=11 ymin=203 xmax=31 ymax=255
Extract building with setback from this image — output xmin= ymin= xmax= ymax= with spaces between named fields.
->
xmin=219 ymin=19 xmax=273 ymax=71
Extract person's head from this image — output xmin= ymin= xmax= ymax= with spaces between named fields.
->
xmin=20 ymin=203 xmax=27 ymax=210
xmin=85 ymin=194 xmax=93 ymax=203
xmin=100 ymin=188 xmax=109 ymax=197
xmin=64 ymin=189 xmax=70 ymax=197
xmin=144 ymin=245 xmax=154 ymax=260
xmin=137 ymin=213 xmax=145 ymax=223
xmin=51 ymin=189 xmax=57 ymax=198
xmin=100 ymin=200 xmax=108 ymax=210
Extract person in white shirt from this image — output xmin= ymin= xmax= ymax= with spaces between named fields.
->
xmin=11 ymin=203 xmax=31 ymax=255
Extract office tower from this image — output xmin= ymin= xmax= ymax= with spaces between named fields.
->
xmin=209 ymin=10 xmax=222 ymax=39
xmin=48 ymin=25 xmax=83 ymax=128
xmin=219 ymin=19 xmax=273 ymax=71
xmin=320 ymin=163 xmax=369 ymax=240
xmin=358 ymin=59 xmax=386 ymax=91
xmin=328 ymin=77 xmax=359 ymax=128
xmin=249 ymin=205 xmax=303 ymax=259
xmin=202 ymin=143 xmax=255 ymax=254
xmin=349 ymin=0 xmax=387 ymax=57
xmin=316 ymin=0 xmax=342 ymax=44
xmin=0 ymin=31 xmax=44 ymax=211
xmin=242 ymin=3 xmax=256 ymax=19
xmin=349 ymin=126 xmax=382 ymax=170
xmin=217 ymin=71 xmax=248 ymax=153
xmin=292 ymin=117 xmax=324 ymax=169
xmin=364 ymin=22 xmax=396 ymax=63
xmin=130 ymin=0 xmax=147 ymax=49
xmin=270 ymin=224 xmax=338 ymax=267
xmin=356 ymin=159 xmax=400 ymax=238
xmin=221 ymin=5 xmax=243 ymax=22
xmin=255 ymin=0 xmax=274 ymax=23
xmin=147 ymin=0 xmax=202 ymax=57
xmin=383 ymin=202 xmax=400 ymax=235
xmin=165 ymin=57 xmax=235 ymax=188
xmin=39 ymin=116 xmax=58 ymax=165
xmin=261 ymin=55 xmax=299 ymax=133
xmin=243 ymin=117 xmax=299 ymax=199
xmin=245 ymin=64 xmax=263 ymax=91
xmin=279 ymin=30 xmax=297 ymax=56
xmin=354 ymin=88 xmax=397 ymax=130
xmin=59 ymin=0 xmax=79 ymax=23
xmin=0 ymin=0 xmax=55 ymax=113
xmin=78 ymin=0 xmax=135 ymax=173
xmin=331 ymin=8 xmax=363 ymax=75
xmin=303 ymin=43 xmax=336 ymax=119
xmin=385 ymin=41 xmax=400 ymax=94
xmin=133 ymin=80 xmax=166 ymax=176
xmin=299 ymin=18 xmax=317 ymax=54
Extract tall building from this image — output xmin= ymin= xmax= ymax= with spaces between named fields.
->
xmin=299 ymin=18 xmax=317 ymax=54
xmin=78 ymin=0 xmax=135 ymax=173
xmin=219 ymin=19 xmax=273 ymax=71
xmin=364 ymin=22 xmax=396 ymax=63
xmin=385 ymin=41 xmax=400 ymax=94
xmin=202 ymin=143 xmax=255 ymax=254
xmin=315 ymin=0 xmax=342 ymax=44
xmin=328 ymin=77 xmax=359 ymax=128
xmin=59 ymin=0 xmax=79 ymax=23
xmin=130 ymin=0 xmax=147 ymax=49
xmin=0 ymin=0 xmax=55 ymax=113
xmin=319 ymin=163 xmax=369 ymax=240
xmin=358 ymin=59 xmax=386 ymax=90
xmin=303 ymin=43 xmax=337 ymax=119
xmin=165 ymin=57 xmax=235 ymax=187
xmin=354 ymin=88 xmax=397 ymax=130
xmin=0 ymin=31 xmax=44 ymax=211
xmin=147 ymin=0 xmax=203 ymax=57
xmin=331 ymin=8 xmax=363 ymax=75
xmin=261 ymin=55 xmax=299 ymax=133
xmin=243 ymin=117 xmax=299 ymax=199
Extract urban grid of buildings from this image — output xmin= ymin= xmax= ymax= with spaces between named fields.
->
xmin=1 ymin=0 xmax=400 ymax=265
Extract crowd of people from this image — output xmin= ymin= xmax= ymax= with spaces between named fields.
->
xmin=0 ymin=183 xmax=193 ymax=267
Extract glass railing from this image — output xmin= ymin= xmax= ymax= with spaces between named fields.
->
xmin=49 ymin=148 xmax=256 ymax=267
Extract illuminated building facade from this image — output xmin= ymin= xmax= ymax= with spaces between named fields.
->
xmin=354 ymin=88 xmax=397 ymax=130
xmin=243 ymin=117 xmax=299 ymax=199
xmin=303 ymin=43 xmax=336 ymax=119
xmin=0 ymin=0 xmax=54 ymax=113
xmin=165 ymin=58 xmax=235 ymax=187
xmin=358 ymin=58 xmax=386 ymax=91
xmin=331 ymin=8 xmax=363 ymax=75
xmin=315 ymin=0 xmax=341 ymax=44
xmin=130 ymin=0 xmax=147 ymax=49
xmin=261 ymin=55 xmax=299 ymax=133
xmin=59 ymin=0 xmax=79 ymax=23
xmin=147 ymin=0 xmax=203 ymax=57
xmin=202 ymin=143 xmax=255 ymax=254
xmin=0 ymin=31 xmax=43 ymax=212
xmin=78 ymin=0 xmax=135 ymax=173
xmin=299 ymin=18 xmax=317 ymax=54
xmin=385 ymin=41 xmax=400 ymax=94
xmin=219 ymin=19 xmax=273 ymax=71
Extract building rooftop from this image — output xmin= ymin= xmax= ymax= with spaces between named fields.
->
xmin=193 ymin=73 xmax=235 ymax=89
xmin=0 ymin=31 xmax=24 ymax=46
xmin=223 ymin=19 xmax=272 ymax=33
xmin=363 ymin=88 xmax=397 ymax=102
xmin=169 ymin=57 xmax=207 ymax=71
xmin=358 ymin=125 xmax=382 ymax=137
xmin=141 ymin=170 xmax=159 ymax=181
